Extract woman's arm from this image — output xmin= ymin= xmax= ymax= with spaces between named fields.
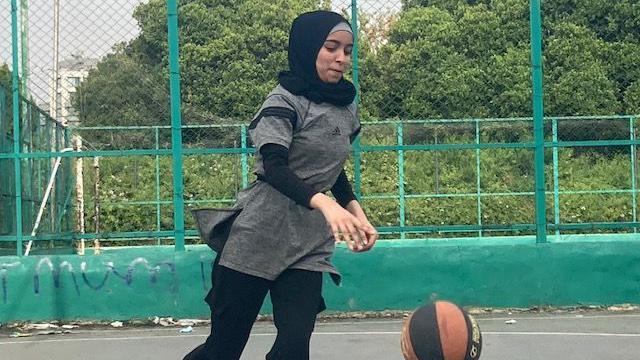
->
xmin=330 ymin=170 xmax=356 ymax=208
xmin=260 ymin=143 xmax=318 ymax=208
xmin=260 ymin=143 xmax=370 ymax=250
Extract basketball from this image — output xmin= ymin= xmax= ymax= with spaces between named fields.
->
xmin=401 ymin=301 xmax=482 ymax=360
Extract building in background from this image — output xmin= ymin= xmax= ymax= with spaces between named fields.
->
xmin=50 ymin=54 xmax=97 ymax=127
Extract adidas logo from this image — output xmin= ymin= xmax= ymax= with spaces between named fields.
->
xmin=331 ymin=126 xmax=342 ymax=136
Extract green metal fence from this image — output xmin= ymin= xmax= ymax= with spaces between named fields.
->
xmin=0 ymin=85 xmax=73 ymax=255
xmin=1 ymin=0 xmax=640 ymax=256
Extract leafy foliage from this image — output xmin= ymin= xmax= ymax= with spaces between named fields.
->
xmin=362 ymin=0 xmax=640 ymax=120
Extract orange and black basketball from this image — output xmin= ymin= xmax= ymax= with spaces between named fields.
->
xmin=401 ymin=301 xmax=482 ymax=360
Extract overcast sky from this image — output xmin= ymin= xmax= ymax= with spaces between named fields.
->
xmin=0 ymin=0 xmax=401 ymax=105
xmin=1 ymin=0 xmax=145 ymax=104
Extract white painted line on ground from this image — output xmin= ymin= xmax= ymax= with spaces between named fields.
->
xmin=476 ymin=313 xmax=640 ymax=322
xmin=321 ymin=313 xmax=640 ymax=325
xmin=483 ymin=331 xmax=640 ymax=337
xmin=2 ymin=330 xmax=640 ymax=346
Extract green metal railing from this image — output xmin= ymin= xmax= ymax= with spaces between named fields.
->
xmin=2 ymin=114 xmax=639 ymax=251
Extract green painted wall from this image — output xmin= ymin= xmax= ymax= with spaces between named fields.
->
xmin=1 ymin=239 xmax=640 ymax=322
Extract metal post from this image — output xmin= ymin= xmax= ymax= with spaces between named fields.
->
xmin=530 ymin=0 xmax=547 ymax=243
xmin=475 ymin=120 xmax=482 ymax=237
xmin=24 ymin=101 xmax=33 ymax=230
xmin=20 ymin=0 xmax=29 ymax=94
xmin=93 ymin=156 xmax=101 ymax=253
xmin=552 ymin=118 xmax=560 ymax=237
xmin=53 ymin=124 xmax=60 ymax=231
xmin=11 ymin=0 xmax=24 ymax=256
xmin=630 ymin=117 xmax=637 ymax=232
xmin=50 ymin=0 xmax=59 ymax=121
xmin=0 ymin=87 xmax=6 ymax=236
xmin=350 ymin=0 xmax=359 ymax=101
xmin=74 ymin=136 xmax=85 ymax=255
xmin=350 ymin=0 xmax=362 ymax=199
xmin=434 ymin=134 xmax=440 ymax=194
xmin=62 ymin=127 xmax=73 ymax=234
xmin=155 ymin=127 xmax=161 ymax=243
xmin=397 ymin=122 xmax=405 ymax=240
xmin=44 ymin=117 xmax=51 ymax=231
xmin=36 ymin=111 xmax=42 ymax=208
xmin=40 ymin=119 xmax=50 ymax=232
xmin=167 ymin=0 xmax=185 ymax=251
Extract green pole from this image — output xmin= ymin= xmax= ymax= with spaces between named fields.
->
xmin=36 ymin=110 xmax=41 ymax=212
xmin=475 ymin=120 xmax=482 ymax=237
xmin=155 ymin=127 xmax=161 ymax=244
xmin=24 ymin=102 xmax=33 ymax=231
xmin=552 ymin=118 xmax=560 ymax=237
xmin=167 ymin=0 xmax=185 ymax=251
xmin=397 ymin=122 xmax=405 ymax=240
xmin=351 ymin=0 xmax=359 ymax=99
xmin=351 ymin=0 xmax=362 ymax=198
xmin=58 ymin=128 xmax=73 ymax=239
xmin=530 ymin=0 xmax=547 ymax=243
xmin=0 ymin=87 xmax=5 ymax=236
xmin=11 ymin=0 xmax=24 ymax=256
xmin=45 ymin=117 xmax=51 ymax=231
xmin=20 ymin=0 xmax=29 ymax=94
xmin=630 ymin=117 xmax=637 ymax=232
xmin=54 ymin=124 xmax=60 ymax=232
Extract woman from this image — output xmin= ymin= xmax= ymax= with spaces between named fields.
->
xmin=186 ymin=10 xmax=378 ymax=360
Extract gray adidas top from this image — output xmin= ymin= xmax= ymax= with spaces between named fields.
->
xmin=195 ymin=85 xmax=360 ymax=285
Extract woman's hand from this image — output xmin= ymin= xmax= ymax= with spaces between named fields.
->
xmin=344 ymin=200 xmax=378 ymax=252
xmin=310 ymin=193 xmax=369 ymax=251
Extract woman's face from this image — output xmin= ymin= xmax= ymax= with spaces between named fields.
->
xmin=315 ymin=30 xmax=353 ymax=84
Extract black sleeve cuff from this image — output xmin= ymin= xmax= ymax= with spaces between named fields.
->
xmin=259 ymin=143 xmax=318 ymax=208
xmin=331 ymin=169 xmax=357 ymax=208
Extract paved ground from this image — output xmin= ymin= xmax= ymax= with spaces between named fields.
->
xmin=2 ymin=312 xmax=640 ymax=359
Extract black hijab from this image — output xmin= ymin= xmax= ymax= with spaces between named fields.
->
xmin=278 ymin=11 xmax=357 ymax=106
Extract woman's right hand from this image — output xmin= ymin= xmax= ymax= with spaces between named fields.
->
xmin=310 ymin=193 xmax=368 ymax=251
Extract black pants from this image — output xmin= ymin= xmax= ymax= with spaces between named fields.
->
xmin=183 ymin=262 xmax=325 ymax=360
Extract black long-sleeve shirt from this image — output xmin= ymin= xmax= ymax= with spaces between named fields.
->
xmin=259 ymin=143 xmax=356 ymax=209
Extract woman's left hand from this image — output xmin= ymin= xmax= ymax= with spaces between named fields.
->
xmin=345 ymin=201 xmax=378 ymax=252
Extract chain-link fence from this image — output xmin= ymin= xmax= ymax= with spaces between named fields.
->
xmin=0 ymin=86 xmax=73 ymax=255
xmin=1 ymin=0 xmax=151 ymax=254
xmin=1 ymin=0 xmax=640 ymax=255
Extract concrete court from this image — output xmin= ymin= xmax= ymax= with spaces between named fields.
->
xmin=2 ymin=312 xmax=640 ymax=360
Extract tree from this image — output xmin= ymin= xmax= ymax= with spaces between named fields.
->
xmin=78 ymin=0 xmax=640 ymax=129
xmin=0 ymin=64 xmax=10 ymax=89
xmin=545 ymin=0 xmax=640 ymax=43
xmin=75 ymin=0 xmax=319 ymax=148
xmin=625 ymin=81 xmax=640 ymax=115
xmin=360 ymin=5 xmax=500 ymax=119
xmin=77 ymin=0 xmax=318 ymax=132
xmin=360 ymin=0 xmax=639 ymax=120
xmin=1 ymin=65 xmax=14 ymax=140
xmin=605 ymin=41 xmax=640 ymax=112
xmin=544 ymin=22 xmax=622 ymax=116
xmin=486 ymin=46 xmax=532 ymax=117
xmin=74 ymin=50 xmax=170 ymax=149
